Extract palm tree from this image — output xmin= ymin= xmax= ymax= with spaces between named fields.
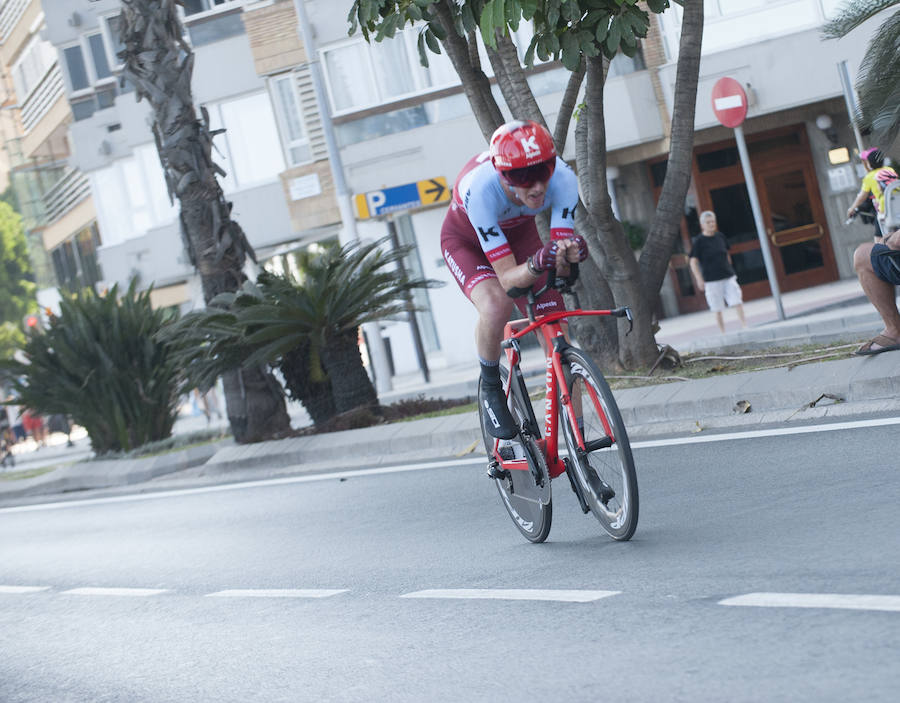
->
xmin=240 ymin=238 xmax=440 ymax=414
xmin=118 ymin=0 xmax=291 ymax=443
xmin=162 ymin=238 xmax=439 ymax=421
xmin=823 ymin=0 xmax=900 ymax=147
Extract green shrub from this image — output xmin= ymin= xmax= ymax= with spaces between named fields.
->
xmin=2 ymin=280 xmax=190 ymax=454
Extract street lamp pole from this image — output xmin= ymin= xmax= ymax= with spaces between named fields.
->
xmin=291 ymin=0 xmax=393 ymax=393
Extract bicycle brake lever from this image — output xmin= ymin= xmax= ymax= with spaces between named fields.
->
xmin=611 ymin=306 xmax=634 ymax=335
xmin=506 ymin=286 xmax=531 ymax=299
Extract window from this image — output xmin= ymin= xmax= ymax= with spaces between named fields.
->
xmin=62 ymin=32 xmax=117 ymax=95
xmin=11 ymin=35 xmax=58 ymax=102
xmin=204 ymin=91 xmax=286 ymax=190
xmin=90 ymin=145 xmax=178 ymax=247
xmin=322 ymin=28 xmax=458 ymax=115
xmin=182 ymin=0 xmax=240 ymax=16
xmin=270 ymin=74 xmax=311 ymax=166
xmin=51 ymin=223 xmax=103 ymax=293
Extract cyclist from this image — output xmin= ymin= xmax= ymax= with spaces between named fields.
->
xmin=846 ymin=147 xmax=898 ymax=240
xmin=441 ymin=120 xmax=588 ymax=439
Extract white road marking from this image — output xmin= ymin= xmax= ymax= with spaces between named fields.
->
xmin=206 ymin=589 xmax=348 ymax=598
xmin=631 ymin=416 xmax=900 ymax=450
xmin=2 ymin=416 xmax=898 ymax=514
xmin=61 ymin=587 xmax=169 ymax=597
xmin=0 ymin=585 xmax=51 ymax=594
xmin=400 ymin=589 xmax=620 ymax=603
xmin=720 ymin=592 xmax=900 ymax=612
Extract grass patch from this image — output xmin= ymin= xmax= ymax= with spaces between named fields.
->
xmin=0 ymin=466 xmax=57 ymax=482
xmin=92 ymin=428 xmax=232 ymax=461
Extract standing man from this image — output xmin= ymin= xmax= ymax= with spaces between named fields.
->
xmin=689 ymin=210 xmax=748 ymax=334
xmin=441 ymin=120 xmax=588 ymax=439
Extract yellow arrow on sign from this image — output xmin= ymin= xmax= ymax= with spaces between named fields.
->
xmin=417 ymin=177 xmax=450 ymax=205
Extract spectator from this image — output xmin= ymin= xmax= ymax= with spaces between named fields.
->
xmin=689 ymin=210 xmax=748 ymax=334
xmin=846 ymin=147 xmax=898 ymax=241
xmin=853 ymin=226 xmax=900 ymax=355
xmin=21 ymin=410 xmax=46 ymax=447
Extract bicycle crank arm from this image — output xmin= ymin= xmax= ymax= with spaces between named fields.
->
xmin=582 ymin=436 xmax=612 ymax=452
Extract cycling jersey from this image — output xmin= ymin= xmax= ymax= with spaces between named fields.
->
xmin=861 ymin=166 xmax=899 ymax=217
xmin=452 ymin=151 xmax=578 ymax=262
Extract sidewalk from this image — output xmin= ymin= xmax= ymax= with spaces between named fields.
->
xmin=2 ymin=278 xmax=898 ymax=504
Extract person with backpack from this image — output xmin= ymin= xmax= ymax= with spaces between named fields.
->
xmin=846 ymin=147 xmax=898 ymax=240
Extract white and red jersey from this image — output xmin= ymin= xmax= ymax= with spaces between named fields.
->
xmin=451 ymin=151 xmax=579 ymax=262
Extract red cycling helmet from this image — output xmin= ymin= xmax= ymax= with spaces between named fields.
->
xmin=490 ymin=120 xmax=557 ymax=187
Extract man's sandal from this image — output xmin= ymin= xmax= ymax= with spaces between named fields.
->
xmin=854 ymin=334 xmax=900 ymax=356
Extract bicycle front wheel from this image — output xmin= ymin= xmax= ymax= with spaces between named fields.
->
xmin=478 ymin=371 xmax=552 ymax=544
xmin=560 ymin=348 xmax=639 ymax=541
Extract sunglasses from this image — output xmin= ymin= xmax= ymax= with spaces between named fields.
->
xmin=501 ymin=159 xmax=556 ymax=188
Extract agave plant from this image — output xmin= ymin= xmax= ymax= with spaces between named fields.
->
xmin=1 ymin=281 xmax=190 ymax=454
xmin=823 ymin=0 xmax=900 ymax=146
xmin=240 ymin=237 xmax=440 ymax=415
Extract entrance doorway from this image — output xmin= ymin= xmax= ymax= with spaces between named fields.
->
xmin=664 ymin=125 xmax=838 ymax=313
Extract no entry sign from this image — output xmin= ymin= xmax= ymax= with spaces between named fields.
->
xmin=711 ymin=77 xmax=748 ymax=128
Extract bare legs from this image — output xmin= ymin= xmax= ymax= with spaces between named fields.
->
xmin=854 ymin=242 xmax=900 ymax=340
xmin=714 ymin=304 xmax=747 ymax=334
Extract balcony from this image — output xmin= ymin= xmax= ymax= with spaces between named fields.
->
xmin=20 ymin=63 xmax=64 ymax=133
xmin=0 ymin=0 xmax=30 ymax=44
xmin=43 ymin=166 xmax=91 ymax=225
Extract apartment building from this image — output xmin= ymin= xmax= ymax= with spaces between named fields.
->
xmin=0 ymin=0 xmax=101 ymax=309
xmin=39 ymin=0 xmax=297 ymax=309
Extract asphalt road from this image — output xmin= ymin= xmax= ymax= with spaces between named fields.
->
xmin=1 ymin=418 xmax=899 ymax=702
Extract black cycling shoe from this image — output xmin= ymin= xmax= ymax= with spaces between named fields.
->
xmin=479 ymin=382 xmax=518 ymax=440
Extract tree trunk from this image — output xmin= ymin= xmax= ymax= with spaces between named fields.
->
xmin=553 ymin=57 xmax=585 ymax=154
xmin=433 ymin=0 xmax=504 ymax=140
xmin=320 ymin=330 xmax=378 ymax=414
xmin=639 ymin=0 xmax=704 ymax=295
xmin=279 ymin=341 xmax=336 ymax=425
xmin=582 ymin=55 xmax=657 ymax=369
xmin=119 ymin=0 xmax=291 ymax=443
xmin=485 ymin=31 xmax=545 ymax=124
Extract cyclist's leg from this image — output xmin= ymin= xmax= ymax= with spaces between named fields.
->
xmin=442 ymin=211 xmax=517 ymax=438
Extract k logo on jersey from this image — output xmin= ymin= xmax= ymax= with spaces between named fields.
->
xmin=477 ymin=226 xmax=500 ymax=241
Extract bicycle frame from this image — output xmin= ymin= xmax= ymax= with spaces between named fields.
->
xmin=492 ymin=306 xmax=626 ymax=481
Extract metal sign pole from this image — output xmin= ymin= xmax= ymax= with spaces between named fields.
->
xmin=733 ymin=124 xmax=785 ymax=320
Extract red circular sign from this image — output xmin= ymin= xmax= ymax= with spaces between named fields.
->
xmin=711 ymin=77 xmax=748 ymax=128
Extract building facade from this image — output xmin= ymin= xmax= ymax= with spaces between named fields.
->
xmin=40 ymin=0 xmax=297 ymax=309
xmin=0 ymin=0 xmax=102 ymax=310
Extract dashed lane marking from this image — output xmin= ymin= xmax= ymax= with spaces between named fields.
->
xmin=61 ymin=587 xmax=170 ymax=597
xmin=0 ymin=585 xmax=51 ymax=594
xmin=400 ymin=589 xmax=621 ymax=603
xmin=206 ymin=589 xmax=348 ymax=598
xmin=719 ymin=592 xmax=900 ymax=613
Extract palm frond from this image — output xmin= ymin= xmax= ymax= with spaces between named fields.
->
xmin=822 ymin=0 xmax=898 ymax=39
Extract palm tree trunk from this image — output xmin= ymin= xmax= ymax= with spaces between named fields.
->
xmin=280 ymin=341 xmax=336 ymax=425
xmin=119 ymin=0 xmax=291 ymax=443
xmin=320 ymin=331 xmax=378 ymax=414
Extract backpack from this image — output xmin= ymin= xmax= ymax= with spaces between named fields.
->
xmin=883 ymin=178 xmax=900 ymax=232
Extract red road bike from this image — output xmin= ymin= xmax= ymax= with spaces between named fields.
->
xmin=477 ymin=266 xmax=639 ymax=543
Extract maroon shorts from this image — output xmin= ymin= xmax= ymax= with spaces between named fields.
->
xmin=440 ymin=203 xmax=565 ymax=316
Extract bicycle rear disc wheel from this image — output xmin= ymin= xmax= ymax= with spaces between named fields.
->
xmin=478 ymin=372 xmax=552 ymax=543
xmin=560 ymin=348 xmax=639 ymax=540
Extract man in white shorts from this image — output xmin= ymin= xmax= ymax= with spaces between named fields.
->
xmin=689 ymin=210 xmax=747 ymax=334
